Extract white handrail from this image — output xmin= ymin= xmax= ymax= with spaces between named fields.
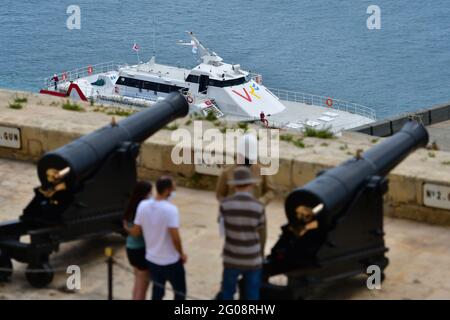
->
xmin=266 ymin=87 xmax=377 ymax=120
xmin=44 ymin=61 xmax=120 ymax=89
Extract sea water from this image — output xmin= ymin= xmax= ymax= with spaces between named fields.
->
xmin=1 ymin=0 xmax=449 ymax=119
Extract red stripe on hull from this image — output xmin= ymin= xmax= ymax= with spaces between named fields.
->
xmin=39 ymin=89 xmax=67 ymax=97
xmin=39 ymin=83 xmax=88 ymax=101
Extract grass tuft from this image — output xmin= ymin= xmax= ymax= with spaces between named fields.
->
xmin=106 ymin=109 xmax=134 ymax=117
xmin=165 ymin=123 xmax=179 ymax=131
xmin=62 ymin=100 xmax=84 ymax=112
xmin=280 ymin=133 xmax=304 ymax=148
xmin=14 ymin=96 xmax=28 ymax=104
xmin=303 ymin=126 xmax=334 ymax=139
xmin=8 ymin=102 xmax=23 ymax=109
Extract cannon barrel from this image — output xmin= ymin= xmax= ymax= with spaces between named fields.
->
xmin=37 ymin=92 xmax=189 ymax=190
xmin=285 ymin=121 xmax=429 ymax=225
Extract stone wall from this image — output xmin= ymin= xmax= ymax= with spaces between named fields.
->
xmin=354 ymin=101 xmax=450 ymax=136
xmin=1 ymin=89 xmax=449 ymax=225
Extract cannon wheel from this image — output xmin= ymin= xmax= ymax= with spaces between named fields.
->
xmin=0 ymin=251 xmax=13 ymax=282
xmin=25 ymin=263 xmax=54 ymax=288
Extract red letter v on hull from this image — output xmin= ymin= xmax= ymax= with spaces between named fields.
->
xmin=232 ymin=88 xmax=252 ymax=102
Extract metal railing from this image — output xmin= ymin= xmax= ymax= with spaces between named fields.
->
xmin=266 ymin=87 xmax=377 ymax=120
xmin=44 ymin=61 xmax=120 ymax=90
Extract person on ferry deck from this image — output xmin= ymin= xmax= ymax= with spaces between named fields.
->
xmin=260 ymin=111 xmax=268 ymax=126
xmin=122 ymin=181 xmax=153 ymax=300
xmin=52 ymin=74 xmax=59 ymax=91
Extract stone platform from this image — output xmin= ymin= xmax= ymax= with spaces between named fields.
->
xmin=0 ymin=159 xmax=449 ymax=300
xmin=0 ymin=89 xmax=449 ymax=225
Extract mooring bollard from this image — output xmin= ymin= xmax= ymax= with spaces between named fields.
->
xmin=105 ymin=247 xmax=113 ymax=300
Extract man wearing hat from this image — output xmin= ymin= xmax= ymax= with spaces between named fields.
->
xmin=219 ymin=166 xmax=265 ymax=300
xmin=216 ymin=134 xmax=275 ymax=254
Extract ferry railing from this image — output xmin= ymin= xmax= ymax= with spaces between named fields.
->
xmin=44 ymin=61 xmax=120 ymax=90
xmin=266 ymin=87 xmax=377 ymax=120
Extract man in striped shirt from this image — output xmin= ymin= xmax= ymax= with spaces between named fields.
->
xmin=220 ymin=166 xmax=265 ymax=300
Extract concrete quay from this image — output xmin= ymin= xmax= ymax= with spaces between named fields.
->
xmin=0 ymin=89 xmax=449 ymax=225
xmin=0 ymin=158 xmax=449 ymax=300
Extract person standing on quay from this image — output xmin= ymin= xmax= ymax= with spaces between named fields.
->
xmin=220 ymin=166 xmax=266 ymax=300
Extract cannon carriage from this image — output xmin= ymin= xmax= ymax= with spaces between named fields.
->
xmin=0 ymin=93 xmax=189 ymax=287
xmin=260 ymin=121 xmax=429 ymax=299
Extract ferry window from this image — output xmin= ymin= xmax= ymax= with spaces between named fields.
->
xmin=186 ymin=74 xmax=199 ymax=83
xmin=208 ymin=79 xmax=221 ymax=87
xmin=117 ymin=77 xmax=141 ymax=88
xmin=158 ymin=84 xmax=170 ymax=93
xmin=170 ymin=85 xmax=186 ymax=92
xmin=142 ymin=81 xmax=158 ymax=91
xmin=226 ymin=77 xmax=246 ymax=87
xmin=208 ymin=77 xmax=246 ymax=88
xmin=130 ymin=79 xmax=142 ymax=88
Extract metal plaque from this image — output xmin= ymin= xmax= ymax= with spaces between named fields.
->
xmin=0 ymin=126 xmax=21 ymax=149
xmin=423 ymin=183 xmax=450 ymax=210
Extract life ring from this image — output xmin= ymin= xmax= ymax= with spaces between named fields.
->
xmin=325 ymin=98 xmax=333 ymax=107
xmin=186 ymin=96 xmax=194 ymax=104
xmin=87 ymin=65 xmax=93 ymax=75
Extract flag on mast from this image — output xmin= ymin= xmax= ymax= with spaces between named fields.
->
xmin=191 ymin=40 xmax=198 ymax=54
xmin=132 ymin=43 xmax=141 ymax=63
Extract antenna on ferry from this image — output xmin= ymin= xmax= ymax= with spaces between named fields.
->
xmin=178 ymin=31 xmax=223 ymax=64
xmin=152 ymin=19 xmax=156 ymax=58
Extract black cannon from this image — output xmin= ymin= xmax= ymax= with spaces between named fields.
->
xmin=261 ymin=121 xmax=429 ymax=299
xmin=0 ymin=92 xmax=188 ymax=287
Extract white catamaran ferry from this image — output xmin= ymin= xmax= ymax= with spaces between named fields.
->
xmin=41 ymin=32 xmax=376 ymax=133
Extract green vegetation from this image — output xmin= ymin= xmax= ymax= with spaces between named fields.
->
xmin=185 ymin=119 xmax=192 ymax=126
xmin=8 ymin=96 xmax=28 ymax=110
xmin=280 ymin=134 xmax=294 ymax=143
xmin=293 ymin=139 xmax=305 ymax=148
xmin=320 ymin=142 xmax=329 ymax=147
xmin=339 ymin=144 xmax=349 ymax=151
xmin=303 ymin=126 xmax=334 ymax=139
xmin=8 ymin=102 xmax=23 ymax=109
xmin=165 ymin=123 xmax=179 ymax=131
xmin=205 ymin=111 xmax=218 ymax=122
xmin=441 ymin=161 xmax=450 ymax=166
xmin=106 ymin=109 xmax=135 ymax=117
xmin=190 ymin=112 xmax=203 ymax=120
xmin=237 ymin=122 xmax=249 ymax=131
xmin=371 ymin=138 xmax=379 ymax=144
xmin=62 ymin=100 xmax=84 ymax=112
xmin=428 ymin=152 xmax=436 ymax=158
xmin=280 ymin=133 xmax=305 ymax=148
xmin=14 ymin=96 xmax=28 ymax=104
xmin=186 ymin=172 xmax=202 ymax=188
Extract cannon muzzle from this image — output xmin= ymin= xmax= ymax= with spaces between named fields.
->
xmin=37 ymin=92 xmax=188 ymax=192
xmin=262 ymin=121 xmax=429 ymax=292
xmin=285 ymin=121 xmax=428 ymax=227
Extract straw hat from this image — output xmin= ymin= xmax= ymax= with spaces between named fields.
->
xmin=228 ymin=166 xmax=261 ymax=186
